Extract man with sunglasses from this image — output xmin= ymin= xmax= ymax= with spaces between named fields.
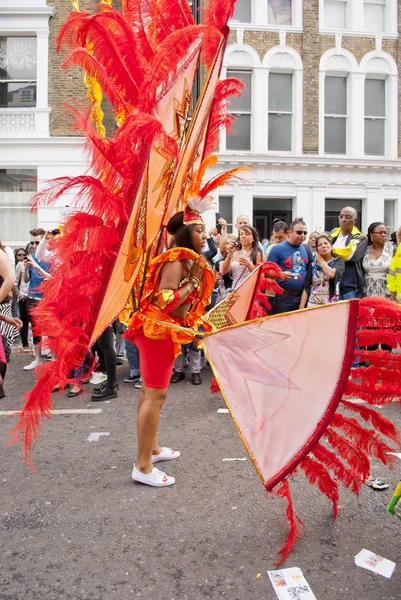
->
xmin=329 ymin=207 xmax=368 ymax=300
xmin=268 ymin=218 xmax=312 ymax=314
xmin=22 ymin=228 xmax=51 ymax=371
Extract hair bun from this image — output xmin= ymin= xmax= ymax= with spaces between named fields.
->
xmin=167 ymin=211 xmax=185 ymax=235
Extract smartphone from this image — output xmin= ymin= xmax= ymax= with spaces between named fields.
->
xmin=52 ymin=228 xmax=61 ymax=236
xmin=215 ymin=212 xmax=222 ymax=234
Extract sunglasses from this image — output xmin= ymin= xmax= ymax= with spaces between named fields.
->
xmin=294 ymin=230 xmax=307 ymax=236
xmin=30 ymin=241 xmax=40 ymax=245
xmin=372 ymin=231 xmax=388 ymax=235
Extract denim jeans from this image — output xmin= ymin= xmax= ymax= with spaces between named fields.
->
xmin=272 ymin=293 xmax=301 ymax=315
xmin=124 ymin=338 xmax=140 ymax=377
xmin=340 ymin=289 xmax=363 ymax=300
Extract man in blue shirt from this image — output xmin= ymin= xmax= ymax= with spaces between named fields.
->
xmin=22 ymin=228 xmax=51 ymax=371
xmin=267 ymin=218 xmax=311 ymax=314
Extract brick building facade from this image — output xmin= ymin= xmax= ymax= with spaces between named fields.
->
xmin=211 ymin=0 xmax=401 ymax=238
xmin=0 ymin=1 xmax=400 ymax=245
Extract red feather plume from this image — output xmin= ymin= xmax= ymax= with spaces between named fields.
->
xmin=330 ymin=413 xmax=397 ymax=466
xmin=273 ymin=479 xmax=302 ymax=566
xmin=202 ymin=0 xmax=237 ymax=31
xmin=340 ymin=399 xmax=401 ymax=447
xmin=324 ymin=428 xmax=371 ymax=480
xmin=311 ymin=442 xmax=362 ymax=494
xmin=300 ymin=456 xmax=339 ymax=518
xmin=204 ymin=77 xmax=245 ymax=156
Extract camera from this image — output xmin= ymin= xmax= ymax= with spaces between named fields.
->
xmin=233 ymin=240 xmax=241 ymax=249
xmin=51 ymin=228 xmax=61 ymax=236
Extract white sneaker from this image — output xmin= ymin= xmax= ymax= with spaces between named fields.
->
xmin=23 ymin=360 xmax=41 ymax=371
xmin=89 ymin=372 xmax=107 ymax=384
xmin=132 ymin=466 xmax=175 ymax=487
xmin=152 ymin=447 xmax=181 ymax=463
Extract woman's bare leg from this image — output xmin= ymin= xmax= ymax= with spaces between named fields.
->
xmin=137 ymin=386 xmax=161 ymax=456
xmin=136 ymin=384 xmax=168 ymax=473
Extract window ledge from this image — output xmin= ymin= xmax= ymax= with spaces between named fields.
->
xmin=0 ymin=7 xmax=55 ymax=17
xmin=320 ymin=28 xmax=398 ymax=39
xmin=229 ymin=22 xmax=303 ymax=33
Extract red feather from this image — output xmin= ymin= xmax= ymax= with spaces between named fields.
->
xmin=210 ymin=377 xmax=220 ymax=394
xmin=312 ymin=442 xmax=362 ymax=494
xmin=204 ymin=78 xmax=245 ymax=156
xmin=330 ymin=413 xmax=397 ymax=466
xmin=202 ymin=0 xmax=237 ymax=31
xmin=273 ymin=479 xmax=302 ymax=566
xmin=324 ymin=428 xmax=371 ymax=480
xmin=139 ymin=26 xmax=220 ymax=114
xmin=358 ymin=348 xmax=401 ymax=368
xmin=358 ymin=296 xmax=401 ymax=327
xmin=63 ymin=48 xmax=130 ymax=113
xmin=123 ymin=0 xmax=195 ymax=49
xmin=300 ymin=456 xmax=339 ymax=518
xmin=344 ymin=379 xmax=401 ymax=406
xmin=30 ymin=176 xmax=127 ymax=223
xmin=199 ymin=167 xmax=249 ymax=199
xmin=340 ymin=400 xmax=401 ymax=447
xmin=11 ymin=112 xmax=175 ymax=461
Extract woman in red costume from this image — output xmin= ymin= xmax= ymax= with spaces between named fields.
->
xmin=125 ymin=205 xmax=215 ymax=487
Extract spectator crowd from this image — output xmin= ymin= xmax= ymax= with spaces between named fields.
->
xmin=0 ymin=206 xmax=400 ymax=401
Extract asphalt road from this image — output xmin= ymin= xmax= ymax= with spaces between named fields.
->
xmin=1 ymin=351 xmax=400 ymax=600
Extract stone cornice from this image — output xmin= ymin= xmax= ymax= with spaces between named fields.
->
xmin=217 ymin=153 xmax=401 ymax=170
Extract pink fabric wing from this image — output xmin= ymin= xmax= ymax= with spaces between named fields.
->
xmin=203 ymin=301 xmax=358 ymax=490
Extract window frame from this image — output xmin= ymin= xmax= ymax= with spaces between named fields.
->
xmin=225 ymin=67 xmax=253 ymax=152
xmin=267 ymin=72 xmax=294 ymax=152
xmin=0 ymin=35 xmax=38 ymax=109
xmin=324 ymin=74 xmax=348 ymax=155
xmin=364 ymin=77 xmax=386 ymax=156
xmin=229 ymin=0 xmax=303 ymax=30
xmin=319 ymin=0 xmax=397 ymax=37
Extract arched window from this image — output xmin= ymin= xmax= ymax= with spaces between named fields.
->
xmin=262 ymin=46 xmax=303 ymax=154
xmin=221 ymin=45 xmax=260 ymax=153
xmin=319 ymin=49 xmax=359 ymax=156
xmin=360 ymin=51 xmax=397 ymax=158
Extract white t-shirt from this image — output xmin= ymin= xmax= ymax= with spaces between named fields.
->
xmin=333 ymin=233 xmax=349 ymax=249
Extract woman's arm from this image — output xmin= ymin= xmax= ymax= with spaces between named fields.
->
xmin=0 ymin=251 xmax=15 ymax=303
xmin=299 ymin=289 xmax=309 ymax=310
xmin=316 ymin=254 xmax=336 ymax=279
xmin=155 ymin=259 xmax=203 ymax=311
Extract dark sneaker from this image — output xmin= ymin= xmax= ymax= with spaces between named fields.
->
xmin=191 ymin=373 xmax=202 ymax=385
xmin=124 ymin=375 xmax=140 ymax=383
xmin=170 ymin=372 xmax=185 ymax=383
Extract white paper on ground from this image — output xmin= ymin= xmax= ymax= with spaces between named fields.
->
xmin=87 ymin=432 xmax=110 ymax=442
xmin=217 ymin=408 xmax=229 ymax=413
xmin=268 ymin=567 xmax=317 ymax=600
xmin=222 ymin=457 xmax=247 ymax=461
xmin=354 ymin=549 xmax=396 ymax=579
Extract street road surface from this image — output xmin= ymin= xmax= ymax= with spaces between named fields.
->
xmin=1 ymin=352 xmax=400 ymax=599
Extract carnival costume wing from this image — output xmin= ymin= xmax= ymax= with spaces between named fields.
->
xmin=12 ymin=0 xmax=242 ymax=458
xmin=203 ymin=296 xmax=401 ymax=563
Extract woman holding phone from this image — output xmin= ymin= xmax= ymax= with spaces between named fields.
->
xmin=221 ymin=225 xmax=262 ymax=290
